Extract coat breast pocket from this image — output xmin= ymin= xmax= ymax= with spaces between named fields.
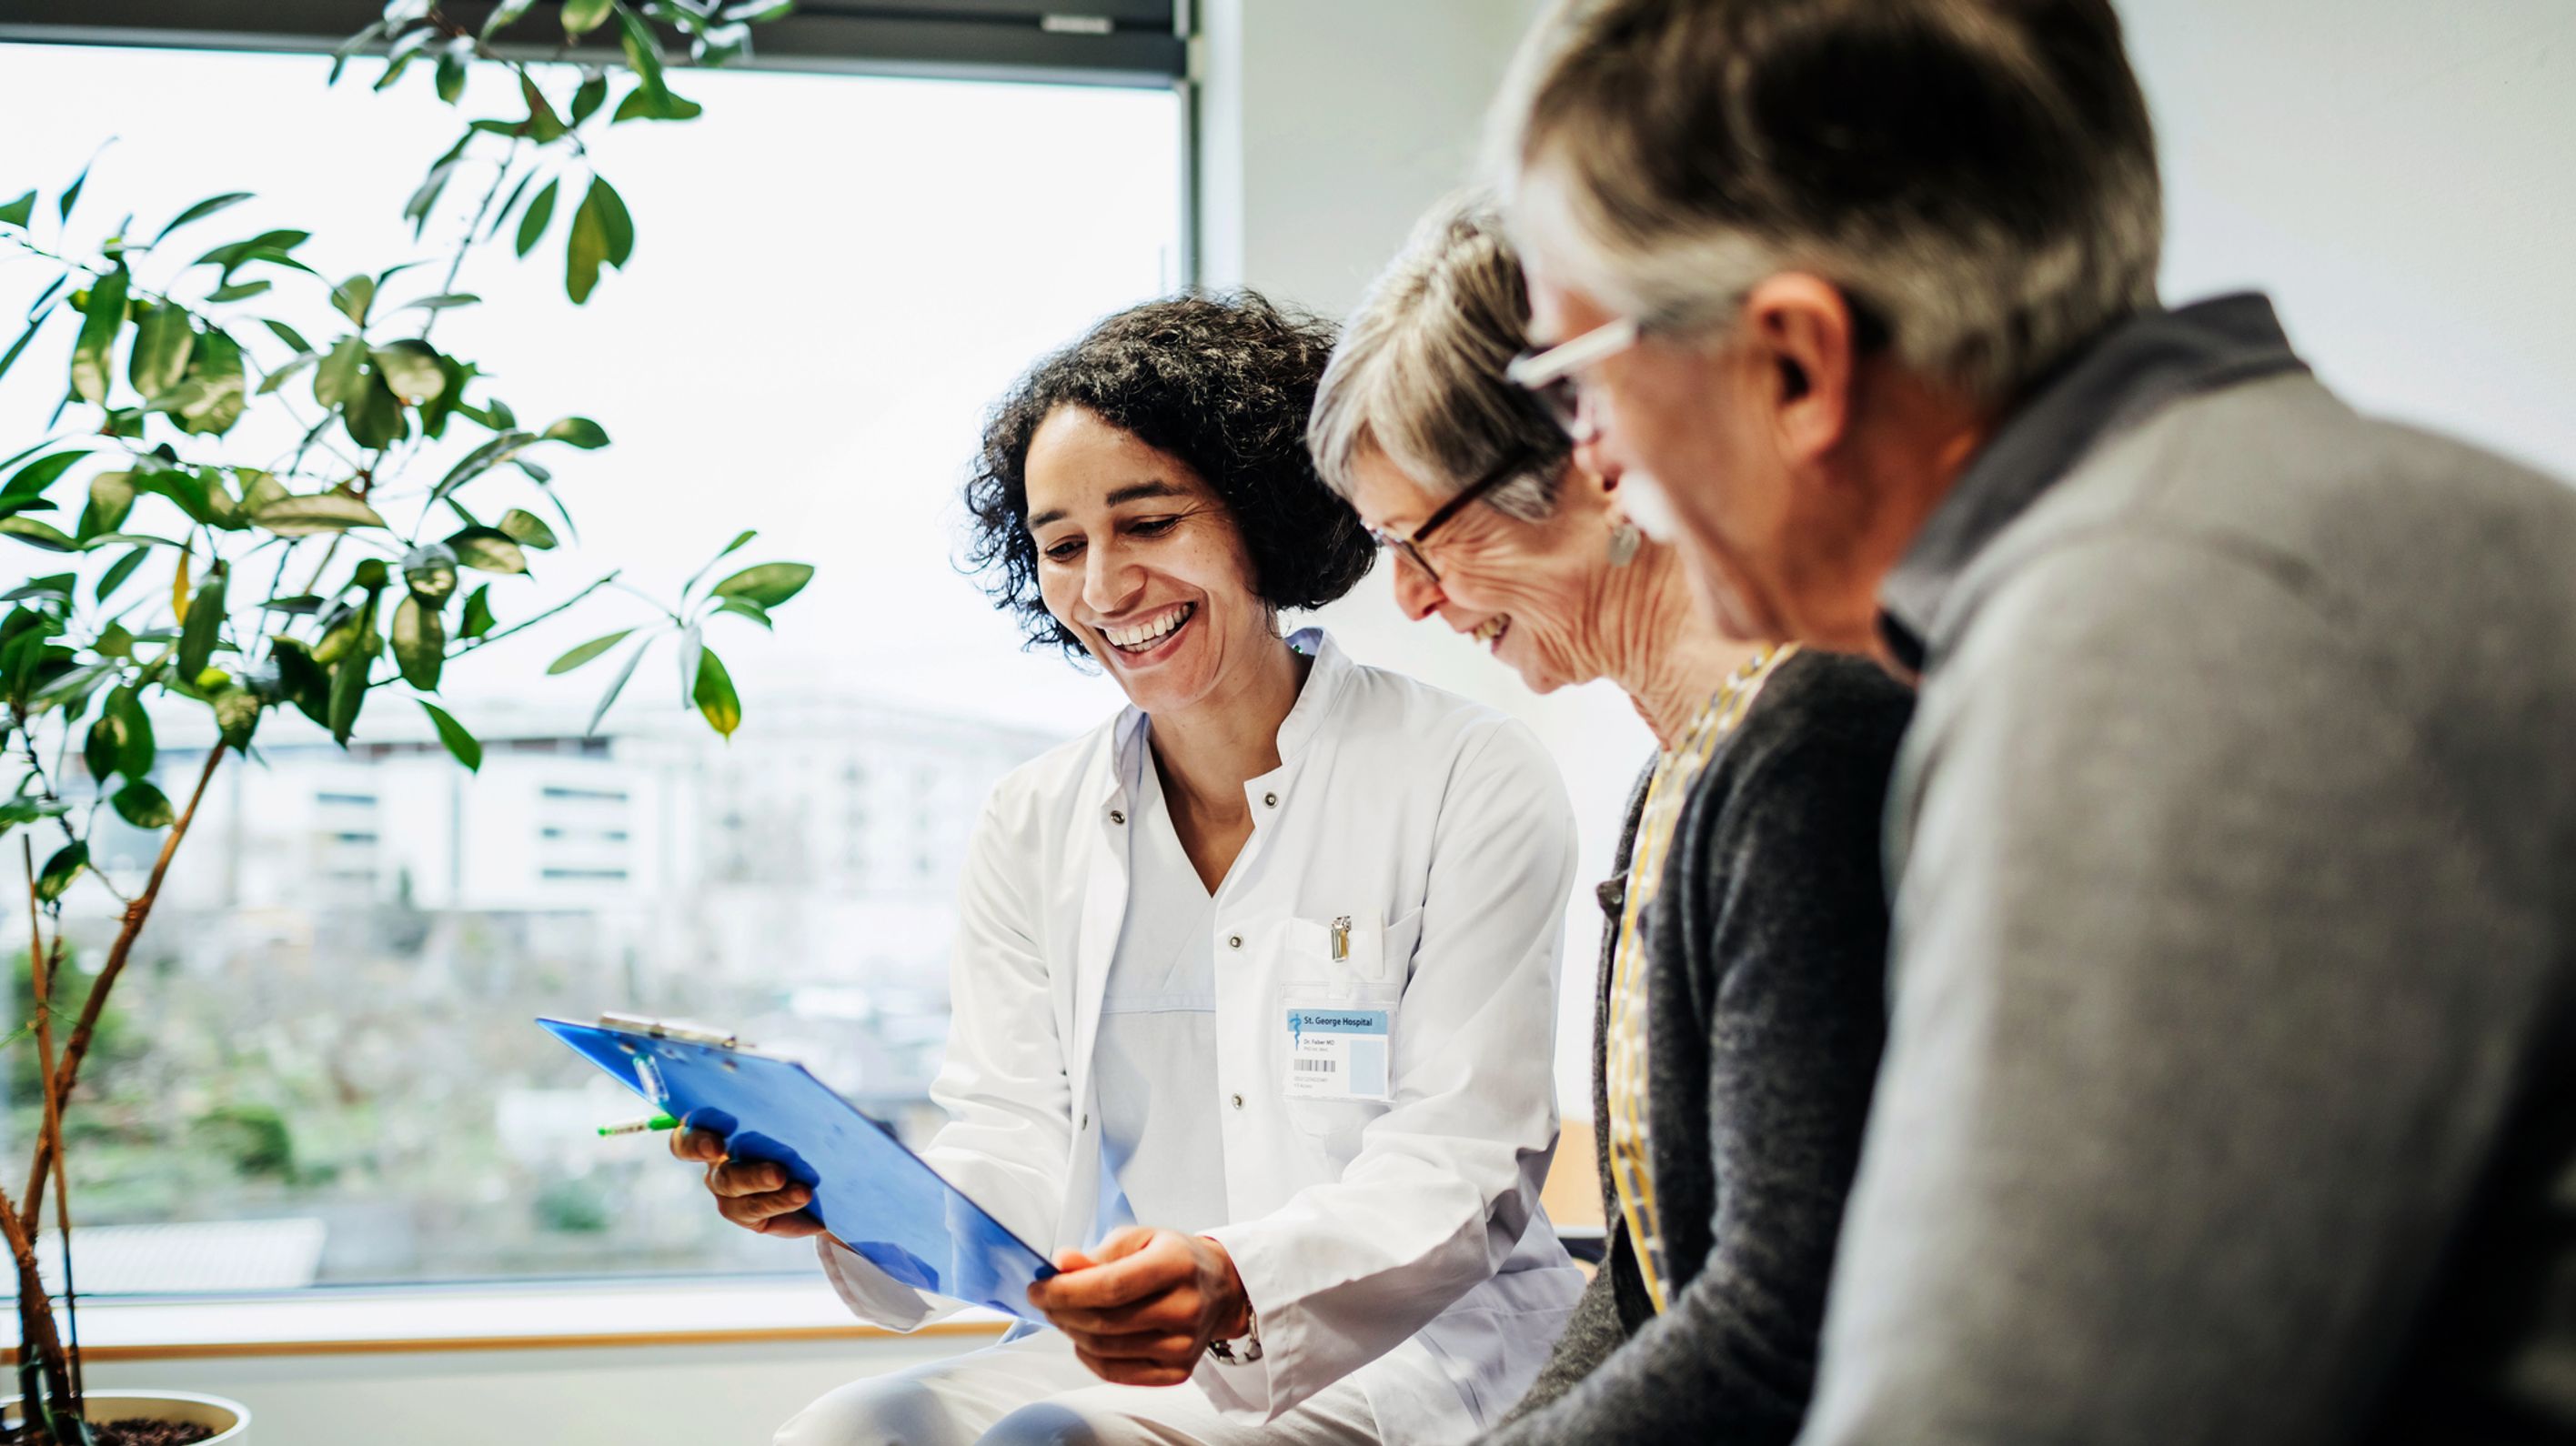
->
xmin=1273 ymin=909 xmax=1421 ymax=1145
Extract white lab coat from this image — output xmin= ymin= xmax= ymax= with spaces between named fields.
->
xmin=817 ymin=630 xmax=1585 ymax=1441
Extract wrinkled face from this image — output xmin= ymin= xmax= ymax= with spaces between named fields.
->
xmin=1343 ymin=447 xmax=1619 ymax=695
xmin=1521 ymin=256 xmax=1801 ymax=644
xmin=1024 ymin=406 xmax=1273 ymax=718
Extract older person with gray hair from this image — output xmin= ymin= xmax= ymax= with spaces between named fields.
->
xmin=1311 ymin=198 xmax=1912 ymax=1445
xmin=1491 ymin=1 xmax=2576 ymax=1442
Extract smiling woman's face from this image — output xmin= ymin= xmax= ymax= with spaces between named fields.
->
xmin=1343 ymin=446 xmax=1622 ymax=696
xmin=1024 ymin=404 xmax=1273 ymax=718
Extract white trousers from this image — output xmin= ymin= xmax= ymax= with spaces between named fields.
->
xmin=773 ymin=1329 xmax=1382 ymax=1446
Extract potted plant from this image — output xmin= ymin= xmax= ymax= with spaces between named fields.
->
xmin=1 ymin=3 xmax=802 ymax=1439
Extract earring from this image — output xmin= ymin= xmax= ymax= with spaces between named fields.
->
xmin=1606 ymin=514 xmax=1643 ymax=568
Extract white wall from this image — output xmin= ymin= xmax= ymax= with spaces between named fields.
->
xmin=2128 ymin=0 xmax=2576 ymax=478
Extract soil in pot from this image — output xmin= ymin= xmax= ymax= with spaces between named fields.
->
xmin=4 ymin=1421 xmax=217 ymax=1446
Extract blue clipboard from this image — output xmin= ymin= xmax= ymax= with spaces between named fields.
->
xmin=539 ymin=1015 xmax=1057 ymax=1323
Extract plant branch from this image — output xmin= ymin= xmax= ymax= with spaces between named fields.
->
xmin=448 ymin=570 xmax=621 ymax=656
xmin=20 ymin=742 xmax=226 ymax=1238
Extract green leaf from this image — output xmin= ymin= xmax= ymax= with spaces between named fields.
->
xmin=177 ymin=563 xmax=227 ymax=679
xmin=421 ymin=699 xmax=482 ymax=771
xmin=435 ymin=40 xmax=469 ymax=105
xmin=85 ymin=715 xmax=120 ymax=782
xmin=192 ymin=228 xmax=312 ymax=279
xmin=515 ymin=177 xmax=559 ymax=258
xmin=1 ymin=517 xmax=77 ymax=551
xmin=129 ymin=304 xmax=196 ymax=399
xmin=723 ymin=0 xmax=795 ymax=20
xmin=403 ymin=158 xmax=460 ymax=237
xmin=5 ymin=449 xmax=89 ymax=501
xmin=344 ymin=371 xmax=408 ymax=450
xmin=0 ymin=573 xmax=72 ymax=603
xmin=261 ymin=317 xmax=315 ymax=356
xmin=58 ymin=155 xmax=96 ymax=225
xmin=565 ymin=72 xmax=607 ymax=128
xmin=273 ymin=638 xmax=332 ymax=725
xmin=111 ymin=779 xmax=175 ymax=829
xmin=613 ymin=85 xmax=702 ymax=123
xmin=0 ymin=306 xmax=55 ymax=388
xmin=371 ymin=338 xmax=447 ymax=403
xmin=431 ymin=429 xmax=537 ymax=505
xmin=79 ymin=470 xmax=135 ymax=540
xmin=327 ymin=651 xmax=370 ymax=745
xmin=586 ymin=638 xmax=648 ymax=735
xmin=521 ymin=73 xmax=570 ymax=142
xmin=566 ymin=201 xmax=606 ymax=305
xmin=694 ymin=21 xmax=750 ymax=65
xmin=404 ymin=541 xmax=460 ymax=605
xmin=331 ymin=273 xmax=377 ymax=326
xmin=206 ymin=278 xmax=273 ymax=304
xmin=447 ymin=527 xmax=528 ymax=574
xmin=710 ymin=561 xmax=813 ymax=608
xmin=459 ymin=583 xmax=495 ymax=640
xmin=113 ymin=686 xmax=156 ymax=776
xmin=251 ymin=491 xmax=389 ymax=537
xmin=615 ymin=2 xmax=667 ymax=84
xmin=393 ymin=594 xmax=445 ymax=690
xmin=692 ymin=645 xmax=740 ymax=738
xmin=353 ymin=557 xmax=390 ymax=592
xmin=257 ymin=350 xmax=317 ymax=396
xmin=96 ymin=545 xmax=149 ymax=602
xmin=498 ymin=507 xmax=558 ymax=550
xmin=484 ymin=0 xmax=539 ymax=36
xmin=35 ymin=842 xmax=86 ymax=903
xmin=714 ymin=596 xmax=773 ymax=629
xmin=211 ymin=685 xmax=262 ymax=748
xmin=329 ymin=18 xmax=388 ymax=85
xmin=562 ymin=0 xmax=615 ymax=36
xmin=399 ymin=293 xmax=480 ymax=314
xmin=171 ymin=326 xmax=247 ymax=436
xmin=674 ymin=621 xmax=703 ymax=707
xmin=542 ymin=415 xmax=610 ymax=448
xmin=314 ymin=336 xmax=367 ymax=408
xmin=70 ymin=263 xmax=130 ymax=405
xmin=150 ymin=192 xmax=253 ymax=246
xmin=377 ymin=24 xmax=437 ymax=91
xmin=548 ymin=628 xmax=635 ymax=675
xmin=0 ymin=189 xmax=34 ymax=228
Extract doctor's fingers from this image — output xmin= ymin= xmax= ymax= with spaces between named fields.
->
xmin=705 ymin=1159 xmax=798 ymax=1197
xmin=716 ymin=1185 xmax=817 ymax=1232
xmin=1071 ymin=1343 xmax=1193 ymax=1390
xmin=1040 ymin=1292 xmax=1200 ymax=1338
xmin=670 ymin=1127 xmax=729 ymax=1164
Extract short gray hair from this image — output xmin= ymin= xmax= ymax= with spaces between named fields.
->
xmin=1310 ymin=196 xmax=1572 ymax=522
xmin=1493 ymin=0 xmax=2163 ymax=404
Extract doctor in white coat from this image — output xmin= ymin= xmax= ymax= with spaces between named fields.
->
xmin=677 ymin=294 xmax=1585 ymax=1445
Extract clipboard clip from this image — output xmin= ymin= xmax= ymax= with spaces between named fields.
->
xmin=600 ymin=1011 xmax=743 ymax=1050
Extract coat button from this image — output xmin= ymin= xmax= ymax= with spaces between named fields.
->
xmin=1231 ymin=1093 xmax=1244 ymax=1110
xmin=1262 ymin=791 xmax=1278 ymax=808
xmin=1109 ymin=809 xmax=1125 ymax=825
xmin=1079 ymin=1112 xmax=1089 ymax=1129
xmin=1227 ymin=933 xmax=1243 ymax=949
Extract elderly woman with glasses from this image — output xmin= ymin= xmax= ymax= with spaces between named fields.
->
xmin=1310 ymin=201 xmax=1914 ymax=1446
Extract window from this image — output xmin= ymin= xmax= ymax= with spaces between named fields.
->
xmin=2 ymin=39 xmax=1163 ymax=1289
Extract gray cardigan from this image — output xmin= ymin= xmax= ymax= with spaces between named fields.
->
xmin=1489 ymin=649 xmax=1914 ymax=1445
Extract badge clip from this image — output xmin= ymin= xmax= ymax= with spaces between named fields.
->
xmin=1330 ymin=915 xmax=1352 ymax=964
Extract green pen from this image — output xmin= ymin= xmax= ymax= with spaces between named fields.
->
xmin=598 ymin=1111 xmax=681 ymax=1137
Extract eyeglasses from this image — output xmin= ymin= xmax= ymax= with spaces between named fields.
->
xmin=1368 ymin=447 xmax=1543 ymax=587
xmin=1504 ymin=315 xmax=1643 ymax=442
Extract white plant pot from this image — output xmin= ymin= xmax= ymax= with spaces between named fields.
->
xmin=4 ymin=1390 xmax=248 ymax=1443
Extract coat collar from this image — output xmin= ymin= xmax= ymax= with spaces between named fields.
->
xmin=1086 ymin=627 xmax=1354 ymax=816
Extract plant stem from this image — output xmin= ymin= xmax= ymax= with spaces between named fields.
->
xmin=18 ymin=844 xmax=76 ymax=1409
xmin=19 ymin=742 xmax=226 ymax=1238
xmin=0 ymin=1170 xmax=70 ymax=1445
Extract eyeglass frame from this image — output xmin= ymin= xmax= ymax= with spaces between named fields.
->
xmin=1504 ymin=315 xmax=1644 ymax=443
xmin=1366 ymin=444 xmax=1551 ymax=587
xmin=1504 ymin=289 xmax=1891 ymax=442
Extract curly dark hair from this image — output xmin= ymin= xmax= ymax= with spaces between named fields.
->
xmin=962 ymin=291 xmax=1377 ymax=658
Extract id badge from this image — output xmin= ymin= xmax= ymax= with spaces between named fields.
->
xmin=1283 ymin=1007 xmax=1393 ymax=1102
